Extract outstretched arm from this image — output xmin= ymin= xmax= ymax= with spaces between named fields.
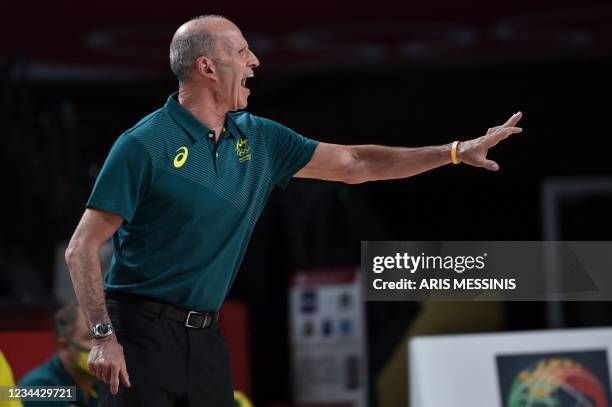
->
xmin=295 ymin=112 xmax=523 ymax=184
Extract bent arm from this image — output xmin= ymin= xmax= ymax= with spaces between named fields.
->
xmin=65 ymin=208 xmax=123 ymax=329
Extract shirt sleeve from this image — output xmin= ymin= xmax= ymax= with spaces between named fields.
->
xmin=86 ymin=134 xmax=151 ymax=223
xmin=260 ymin=117 xmax=319 ymax=189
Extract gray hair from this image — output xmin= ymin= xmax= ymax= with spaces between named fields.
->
xmin=53 ymin=303 xmax=79 ymax=339
xmin=169 ymin=14 xmax=229 ymax=82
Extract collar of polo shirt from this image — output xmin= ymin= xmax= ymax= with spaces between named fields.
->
xmin=165 ymin=92 xmax=238 ymax=141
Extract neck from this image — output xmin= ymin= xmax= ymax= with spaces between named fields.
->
xmin=59 ymin=352 xmax=95 ymax=396
xmin=178 ymin=84 xmax=227 ymax=137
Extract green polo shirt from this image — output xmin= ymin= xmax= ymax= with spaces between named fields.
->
xmin=18 ymin=353 xmax=98 ymax=407
xmin=87 ymin=93 xmax=318 ymax=311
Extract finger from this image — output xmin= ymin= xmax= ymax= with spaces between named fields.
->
xmin=96 ymin=363 xmax=107 ymax=382
xmin=104 ymin=363 xmax=114 ymax=385
xmin=87 ymin=354 xmax=98 ymax=377
xmin=120 ymin=357 xmax=131 ymax=388
xmin=90 ymin=359 xmax=103 ymax=381
xmin=481 ymin=158 xmax=499 ymax=171
xmin=501 ymin=111 xmax=522 ymax=128
xmin=88 ymin=361 xmax=98 ymax=378
xmin=110 ymin=365 xmax=120 ymax=395
xmin=487 ymin=126 xmax=522 ymax=147
xmin=102 ymin=364 xmax=111 ymax=384
xmin=119 ymin=363 xmax=131 ymax=388
xmin=98 ymin=357 xmax=109 ymax=381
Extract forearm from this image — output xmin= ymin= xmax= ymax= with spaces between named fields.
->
xmin=350 ymin=143 xmax=453 ymax=182
xmin=65 ymin=246 xmax=110 ymax=327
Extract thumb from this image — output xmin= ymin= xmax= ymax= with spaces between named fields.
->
xmin=481 ymin=159 xmax=499 ymax=171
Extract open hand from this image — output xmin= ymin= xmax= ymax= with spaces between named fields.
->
xmin=457 ymin=112 xmax=523 ymax=171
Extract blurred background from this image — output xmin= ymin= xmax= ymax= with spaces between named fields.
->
xmin=0 ymin=1 xmax=611 ymax=406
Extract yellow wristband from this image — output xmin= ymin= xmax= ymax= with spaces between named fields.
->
xmin=451 ymin=141 xmax=461 ymax=164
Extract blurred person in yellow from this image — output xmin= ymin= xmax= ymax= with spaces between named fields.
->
xmin=232 ymin=390 xmax=252 ymax=407
xmin=18 ymin=304 xmax=98 ymax=406
xmin=0 ymin=350 xmax=23 ymax=407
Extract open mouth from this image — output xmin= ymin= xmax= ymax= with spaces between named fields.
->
xmin=241 ymin=74 xmax=254 ymax=89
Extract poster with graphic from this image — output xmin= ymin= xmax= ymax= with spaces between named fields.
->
xmin=496 ymin=350 xmax=612 ymax=407
xmin=289 ymin=269 xmax=367 ymax=407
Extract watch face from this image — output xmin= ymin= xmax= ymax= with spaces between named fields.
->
xmin=93 ymin=323 xmax=113 ymax=337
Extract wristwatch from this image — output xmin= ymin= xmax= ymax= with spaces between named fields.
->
xmin=91 ymin=323 xmax=115 ymax=339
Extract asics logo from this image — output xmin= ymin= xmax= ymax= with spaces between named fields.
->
xmin=174 ymin=147 xmax=188 ymax=168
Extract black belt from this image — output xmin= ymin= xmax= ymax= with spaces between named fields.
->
xmin=105 ymin=292 xmax=219 ymax=329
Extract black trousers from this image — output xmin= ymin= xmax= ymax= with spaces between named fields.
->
xmin=99 ymin=296 xmax=236 ymax=407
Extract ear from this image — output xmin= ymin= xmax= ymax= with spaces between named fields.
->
xmin=196 ymin=56 xmax=216 ymax=79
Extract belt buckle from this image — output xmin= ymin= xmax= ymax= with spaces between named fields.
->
xmin=185 ymin=310 xmax=204 ymax=328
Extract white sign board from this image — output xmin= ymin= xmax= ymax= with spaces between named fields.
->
xmin=410 ymin=328 xmax=612 ymax=407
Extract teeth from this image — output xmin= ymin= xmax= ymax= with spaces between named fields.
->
xmin=241 ymin=74 xmax=253 ymax=87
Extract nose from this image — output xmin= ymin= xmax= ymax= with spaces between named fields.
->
xmin=248 ymin=49 xmax=260 ymax=68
